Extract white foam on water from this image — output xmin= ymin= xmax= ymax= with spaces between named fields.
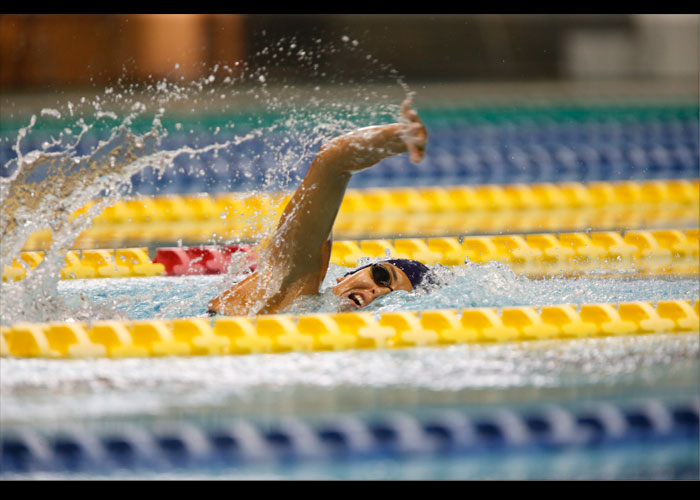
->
xmin=0 ymin=333 xmax=697 ymax=425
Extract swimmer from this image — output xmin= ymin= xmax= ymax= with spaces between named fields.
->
xmin=207 ymin=99 xmax=429 ymax=316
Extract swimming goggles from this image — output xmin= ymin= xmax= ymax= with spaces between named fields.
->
xmin=370 ymin=263 xmax=394 ymax=291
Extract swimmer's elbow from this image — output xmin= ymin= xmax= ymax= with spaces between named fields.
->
xmin=206 ymin=304 xmax=218 ymax=316
xmin=206 ymin=295 xmax=222 ymax=315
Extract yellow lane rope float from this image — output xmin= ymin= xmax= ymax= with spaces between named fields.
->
xmin=19 ymin=179 xmax=699 ymax=250
xmin=4 ymin=229 xmax=698 ymax=282
xmin=2 ymin=248 xmax=166 ymax=281
xmin=1 ymin=300 xmax=697 ymax=358
xmin=330 ymin=229 xmax=699 ymax=276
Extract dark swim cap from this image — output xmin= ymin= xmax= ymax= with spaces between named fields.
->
xmin=384 ymin=259 xmax=431 ymax=289
xmin=344 ymin=258 xmax=432 ymax=290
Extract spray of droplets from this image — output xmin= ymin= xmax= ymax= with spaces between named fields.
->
xmin=0 ymin=34 xmax=414 ymax=324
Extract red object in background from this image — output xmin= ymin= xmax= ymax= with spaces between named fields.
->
xmin=152 ymin=248 xmax=191 ymax=275
xmin=154 ymin=244 xmax=257 ymax=276
xmin=183 ymin=246 xmax=223 ymax=274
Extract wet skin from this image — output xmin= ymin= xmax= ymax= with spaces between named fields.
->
xmin=208 ymin=100 xmax=427 ymax=316
xmin=332 ymin=262 xmax=413 ymax=309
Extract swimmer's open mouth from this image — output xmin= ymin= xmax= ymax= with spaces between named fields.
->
xmin=347 ymin=293 xmax=365 ymax=308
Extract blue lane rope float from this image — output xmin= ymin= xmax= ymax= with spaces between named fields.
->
xmin=1 ymin=398 xmax=697 ymax=474
xmin=3 ymin=110 xmax=696 ymax=193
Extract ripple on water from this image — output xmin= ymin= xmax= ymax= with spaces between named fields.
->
xmin=1 ymin=332 xmax=697 ymax=425
xmin=43 ymin=261 xmax=700 ymax=320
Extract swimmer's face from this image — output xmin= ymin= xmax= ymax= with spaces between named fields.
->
xmin=331 ymin=262 xmax=412 ymax=309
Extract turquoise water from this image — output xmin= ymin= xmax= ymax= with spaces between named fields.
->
xmin=1 ymin=330 xmax=698 ymax=479
xmin=5 ymin=259 xmax=699 ymax=428
xmin=53 ymin=261 xmax=699 ymax=321
xmin=2 ymin=333 xmax=697 ymax=425
xmin=3 ymin=262 xmax=699 ymax=479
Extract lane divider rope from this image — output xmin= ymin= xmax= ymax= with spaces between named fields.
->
xmin=1 ymin=300 xmax=697 ymax=359
xmin=5 ymin=229 xmax=698 ymax=281
xmin=1 ymin=397 xmax=697 ymax=473
xmin=19 ymin=179 xmax=700 ymax=250
xmin=85 ymin=179 xmax=700 ymax=224
xmin=60 ymin=204 xmax=699 ymax=249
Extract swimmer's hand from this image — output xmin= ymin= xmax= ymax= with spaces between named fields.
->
xmin=315 ymin=99 xmax=427 ymax=174
xmin=399 ymin=99 xmax=427 ymax=164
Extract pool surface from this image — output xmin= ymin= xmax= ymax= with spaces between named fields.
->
xmin=1 ymin=79 xmax=698 ymax=479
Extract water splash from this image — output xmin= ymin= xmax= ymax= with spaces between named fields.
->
xmin=51 ymin=261 xmax=700 ymax=320
xmin=305 ymin=260 xmax=700 ymax=315
xmin=0 ymin=35 xmax=412 ymax=324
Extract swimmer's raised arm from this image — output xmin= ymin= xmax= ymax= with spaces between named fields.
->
xmin=208 ymin=99 xmax=426 ymax=316
xmin=269 ymin=100 xmax=426 ymax=257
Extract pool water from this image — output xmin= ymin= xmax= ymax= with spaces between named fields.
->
xmin=1 ymin=72 xmax=698 ymax=478
xmin=53 ymin=262 xmax=700 ymax=320
xmin=1 ymin=328 xmax=697 ymax=479
xmin=2 ymin=264 xmax=691 ymax=479
xmin=2 ymin=332 xmax=697 ymax=424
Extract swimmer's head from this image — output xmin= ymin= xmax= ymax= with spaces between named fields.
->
xmin=331 ymin=258 xmax=433 ymax=309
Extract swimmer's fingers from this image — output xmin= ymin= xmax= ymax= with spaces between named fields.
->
xmin=400 ymin=100 xmax=427 ymax=163
xmin=400 ymin=99 xmax=414 ymax=119
xmin=400 ymin=99 xmax=421 ymax=125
